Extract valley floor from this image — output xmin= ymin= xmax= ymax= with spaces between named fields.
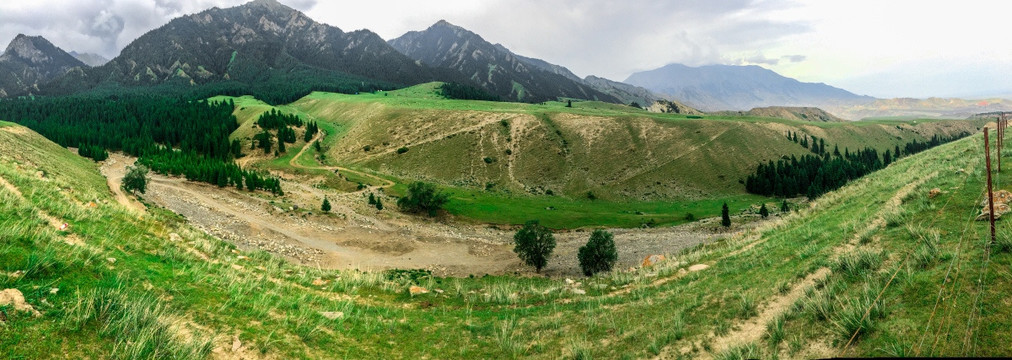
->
xmin=101 ymin=153 xmax=750 ymax=278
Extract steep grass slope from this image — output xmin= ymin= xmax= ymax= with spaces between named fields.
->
xmin=1 ymin=121 xmax=1010 ymax=358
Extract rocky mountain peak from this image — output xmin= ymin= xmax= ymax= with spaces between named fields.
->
xmin=2 ymin=34 xmax=50 ymax=63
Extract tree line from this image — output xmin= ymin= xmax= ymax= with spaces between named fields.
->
xmin=746 ymin=132 xmax=970 ymax=198
xmin=0 ymin=95 xmax=284 ymax=195
xmin=438 ymin=82 xmax=501 ymax=102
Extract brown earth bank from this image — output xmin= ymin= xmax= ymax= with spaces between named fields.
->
xmin=100 ymin=153 xmax=767 ymax=278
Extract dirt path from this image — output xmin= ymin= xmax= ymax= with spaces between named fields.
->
xmin=290 ymin=131 xmax=394 ymax=192
xmin=98 ymin=154 xmax=147 ymax=214
xmin=654 ymin=171 xmax=940 ymax=358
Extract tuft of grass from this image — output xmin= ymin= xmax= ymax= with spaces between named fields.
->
xmin=737 ymin=292 xmax=758 ymax=319
xmin=765 ymin=315 xmax=786 ymax=348
xmin=833 ymin=249 xmax=884 ymax=278
xmin=715 ymin=342 xmax=762 ymax=360
xmin=62 ymin=288 xmax=214 ymax=359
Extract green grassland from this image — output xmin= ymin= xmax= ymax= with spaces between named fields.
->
xmin=2 ymin=110 xmax=1010 ymax=358
xmin=213 ymin=83 xmax=982 ymax=228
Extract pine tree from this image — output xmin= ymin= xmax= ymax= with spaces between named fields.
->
xmin=368 ymin=193 xmax=376 ymax=205
xmin=759 ymin=203 xmax=769 ymax=219
xmin=375 ymin=197 xmax=383 ymax=210
xmin=322 ymin=198 xmax=331 ymax=212
xmin=721 ymin=202 xmax=731 ymax=228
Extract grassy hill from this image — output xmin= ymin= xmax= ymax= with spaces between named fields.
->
xmin=214 ymin=83 xmax=981 ymax=228
xmin=2 ymin=114 xmax=1011 ymax=358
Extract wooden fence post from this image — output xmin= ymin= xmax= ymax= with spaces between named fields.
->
xmin=986 ymin=127 xmax=996 ymax=244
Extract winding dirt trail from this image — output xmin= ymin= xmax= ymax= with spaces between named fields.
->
xmin=99 ymin=154 xmax=147 ymax=214
xmin=289 ymin=131 xmax=394 ymax=192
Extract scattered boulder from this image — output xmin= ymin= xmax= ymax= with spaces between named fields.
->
xmin=977 ymin=190 xmax=1012 ymax=221
xmin=168 ymin=233 xmax=182 ymax=242
xmin=977 ymin=203 xmax=1012 ymax=221
xmin=688 ymin=264 xmax=710 ymax=272
xmin=641 ymin=254 xmax=666 ymax=267
xmin=106 ymin=257 xmax=117 ymax=264
xmin=320 ymin=311 xmax=344 ymax=320
xmin=0 ymin=289 xmax=41 ymax=317
xmin=311 ymin=278 xmax=329 ymax=287
xmin=928 ymin=188 xmax=942 ymax=199
xmin=409 ymin=285 xmax=429 ymax=296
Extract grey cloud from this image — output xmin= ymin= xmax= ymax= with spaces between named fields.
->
xmin=0 ymin=0 xmax=318 ymax=60
xmin=744 ymin=54 xmax=780 ymax=66
xmin=783 ymin=54 xmax=806 ymax=63
xmin=450 ymin=0 xmax=810 ymax=80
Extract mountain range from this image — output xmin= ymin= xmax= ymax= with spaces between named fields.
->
xmin=624 ymin=63 xmax=875 ymax=112
xmin=1 ymin=0 xmax=1007 ymax=119
xmin=388 ymin=20 xmax=618 ymax=103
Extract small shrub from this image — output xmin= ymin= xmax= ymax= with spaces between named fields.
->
xmin=684 ymin=213 xmax=696 ymax=221
xmin=396 ymin=147 xmax=409 ymax=154
xmin=397 ymin=182 xmax=449 ymax=217
xmin=586 ymin=191 xmax=597 ymax=200
xmin=578 ymin=229 xmax=617 ymax=276
xmin=483 ymin=157 xmax=495 ymax=164
xmin=363 ymin=145 xmax=372 ymax=152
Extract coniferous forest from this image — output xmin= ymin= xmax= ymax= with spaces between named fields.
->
xmin=0 ymin=95 xmax=283 ymax=195
xmin=745 ymin=132 xmax=970 ymax=198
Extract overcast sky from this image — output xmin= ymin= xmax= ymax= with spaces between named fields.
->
xmin=1 ymin=0 xmax=1010 ymax=98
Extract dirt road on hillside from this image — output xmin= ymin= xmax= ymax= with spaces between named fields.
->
xmin=101 ymin=153 xmax=742 ymax=277
xmin=98 ymin=154 xmax=147 ymax=214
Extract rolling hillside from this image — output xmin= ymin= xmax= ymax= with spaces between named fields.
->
xmin=3 ymin=116 xmax=1011 ymax=358
xmin=277 ymin=83 xmax=979 ymax=202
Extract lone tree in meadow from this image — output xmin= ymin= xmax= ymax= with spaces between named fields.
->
xmin=397 ymin=182 xmax=449 ymax=217
xmin=578 ymin=229 xmax=618 ymax=276
xmin=781 ymin=199 xmax=790 ymax=213
xmin=759 ymin=203 xmax=769 ymax=219
xmin=321 ymin=197 xmax=331 ymax=212
xmin=513 ymin=220 xmax=556 ymax=273
xmin=122 ymin=164 xmax=149 ymax=195
xmin=721 ymin=202 xmax=731 ymax=228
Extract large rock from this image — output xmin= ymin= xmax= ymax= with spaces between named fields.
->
xmin=977 ymin=190 xmax=1012 ymax=221
xmin=641 ymin=254 xmax=666 ymax=267
xmin=0 ymin=288 xmax=41 ymax=317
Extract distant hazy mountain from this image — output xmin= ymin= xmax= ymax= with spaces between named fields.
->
xmin=625 ymin=64 xmax=874 ymax=111
xmin=46 ymin=0 xmax=433 ymax=98
xmin=389 ymin=20 xmax=618 ymax=103
xmin=68 ymin=51 xmax=109 ymax=67
xmin=581 ymin=75 xmax=666 ymax=107
xmin=0 ymin=34 xmax=85 ymax=97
